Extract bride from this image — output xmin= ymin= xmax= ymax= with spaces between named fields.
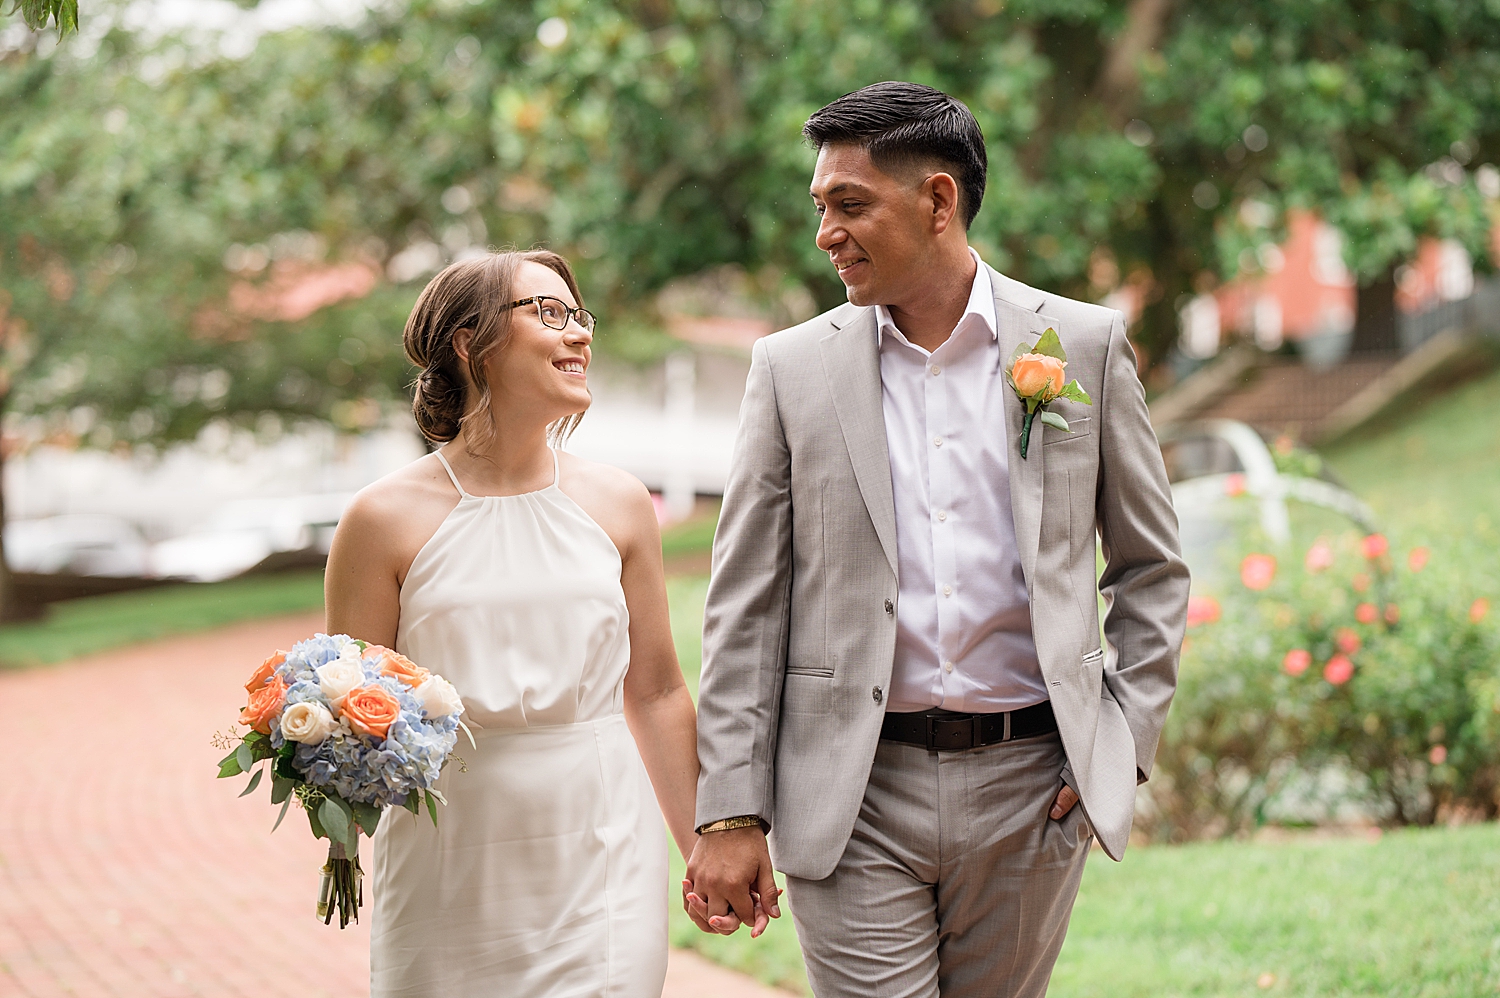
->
xmin=324 ymin=249 xmax=700 ymax=996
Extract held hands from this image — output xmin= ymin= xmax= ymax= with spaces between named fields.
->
xmin=683 ymin=825 xmax=781 ymax=938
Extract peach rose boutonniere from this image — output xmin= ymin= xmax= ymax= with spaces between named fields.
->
xmin=1005 ymin=328 xmax=1092 ymax=459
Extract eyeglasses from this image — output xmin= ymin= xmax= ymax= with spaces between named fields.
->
xmin=506 ymin=295 xmax=596 ymax=334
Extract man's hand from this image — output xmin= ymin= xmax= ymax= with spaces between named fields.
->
xmin=1049 ymin=784 xmax=1079 ymax=821
xmin=684 ymin=825 xmax=781 ymax=938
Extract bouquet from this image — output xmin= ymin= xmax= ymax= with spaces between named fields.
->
xmin=215 ymin=633 xmax=470 ymax=927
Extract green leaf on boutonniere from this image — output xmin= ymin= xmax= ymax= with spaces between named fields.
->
xmin=1038 ymin=410 xmax=1071 ymax=433
xmin=1057 ymin=380 xmax=1093 ymax=405
xmin=424 ymin=789 xmax=440 ymax=827
xmin=1031 ymin=328 xmax=1067 ymax=362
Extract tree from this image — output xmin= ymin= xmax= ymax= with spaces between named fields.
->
xmin=2 ymin=0 xmax=1497 ymax=620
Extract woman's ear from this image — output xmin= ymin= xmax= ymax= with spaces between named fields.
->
xmin=452 ymin=327 xmax=475 ymax=365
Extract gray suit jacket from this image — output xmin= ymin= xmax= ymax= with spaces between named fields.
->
xmin=694 ymin=266 xmax=1189 ymax=878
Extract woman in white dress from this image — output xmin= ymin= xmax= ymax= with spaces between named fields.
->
xmin=324 ymin=249 xmax=700 ymax=996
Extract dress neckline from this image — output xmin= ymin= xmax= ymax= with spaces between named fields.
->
xmin=433 ymin=447 xmax=559 ymax=500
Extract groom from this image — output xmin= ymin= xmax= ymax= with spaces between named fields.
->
xmin=686 ymin=82 xmax=1188 ymax=996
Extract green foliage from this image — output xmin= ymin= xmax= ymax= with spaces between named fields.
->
xmin=6 ymin=0 xmax=75 ymax=35
xmin=3 ymin=0 xmax=1493 ymax=456
xmin=1153 ymin=529 xmax=1500 ymax=839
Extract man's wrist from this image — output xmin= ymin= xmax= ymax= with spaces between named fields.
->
xmin=695 ymin=814 xmax=767 ymax=835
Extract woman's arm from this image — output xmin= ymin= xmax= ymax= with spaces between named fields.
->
xmin=615 ymin=479 xmax=701 ymax=862
xmin=323 ymin=488 xmax=405 ymax=648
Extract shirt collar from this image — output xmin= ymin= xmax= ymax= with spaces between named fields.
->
xmin=876 ymin=247 xmax=997 ymax=350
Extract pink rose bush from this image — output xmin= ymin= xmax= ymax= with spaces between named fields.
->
xmin=1150 ymin=531 xmax=1500 ymax=841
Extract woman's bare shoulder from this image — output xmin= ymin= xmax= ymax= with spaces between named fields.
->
xmin=556 ymin=451 xmax=656 ymax=546
xmin=340 ymin=454 xmax=460 ymax=543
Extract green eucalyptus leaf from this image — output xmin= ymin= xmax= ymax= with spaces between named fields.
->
xmin=270 ymin=773 xmax=295 ymax=805
xmin=217 ymin=752 xmax=243 ymax=779
xmin=320 ymin=797 xmax=350 ymax=845
xmin=235 ymin=742 xmax=254 ymax=775
xmin=401 ymin=792 xmax=421 ymax=816
xmin=307 ymin=802 xmax=328 ymax=840
xmin=352 ymin=801 xmax=383 ymax=837
xmin=238 ymin=766 xmax=264 ymax=798
xmin=424 ymin=790 xmax=440 ymax=827
xmin=1031 ymin=328 xmax=1067 ymax=362
xmin=271 ymin=795 xmax=293 ymax=833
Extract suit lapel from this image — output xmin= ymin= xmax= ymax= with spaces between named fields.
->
xmin=993 ymin=272 xmax=1060 ymax=591
xmin=819 ymin=308 xmax=898 ymax=576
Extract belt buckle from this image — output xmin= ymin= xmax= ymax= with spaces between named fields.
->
xmin=925 ymin=714 xmax=979 ymax=751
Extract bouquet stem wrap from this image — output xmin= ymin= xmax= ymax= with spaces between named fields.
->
xmin=317 ymin=840 xmax=363 ymax=928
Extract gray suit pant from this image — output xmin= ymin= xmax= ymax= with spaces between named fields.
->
xmin=784 ymin=731 xmax=1091 ymax=998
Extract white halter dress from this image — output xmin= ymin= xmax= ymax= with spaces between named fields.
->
xmin=370 ymin=449 xmax=668 ymax=997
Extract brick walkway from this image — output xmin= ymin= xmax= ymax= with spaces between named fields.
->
xmin=0 ymin=613 xmax=789 ymax=998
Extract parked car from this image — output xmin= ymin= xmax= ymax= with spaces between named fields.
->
xmin=3 ymin=514 xmax=153 ymax=578
xmin=150 ymin=493 xmax=351 ymax=583
xmin=1158 ymin=419 xmax=1377 ymax=587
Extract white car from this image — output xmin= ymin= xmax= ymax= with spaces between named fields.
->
xmin=4 ymin=514 xmax=153 ymax=578
xmin=150 ymin=493 xmax=351 ymax=583
xmin=1158 ymin=419 xmax=1378 ymax=586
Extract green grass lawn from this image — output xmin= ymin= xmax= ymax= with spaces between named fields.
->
xmin=665 ymin=821 xmax=1500 ymax=997
xmin=0 ymin=570 xmax=325 ymax=669
xmin=1325 ymin=364 xmax=1500 ymax=537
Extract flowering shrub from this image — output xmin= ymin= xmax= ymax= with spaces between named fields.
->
xmin=1145 ymin=530 xmax=1500 ymax=840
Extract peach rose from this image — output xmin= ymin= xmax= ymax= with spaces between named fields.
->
xmin=372 ymin=647 xmax=431 ymax=688
xmin=245 ymin=651 xmax=285 ymax=694
xmin=1323 ymin=654 xmax=1354 ymax=686
xmin=1240 ymin=553 xmax=1276 ymax=591
xmin=1010 ymin=353 xmax=1068 ymax=400
xmin=240 ymin=675 xmax=288 ymax=735
xmin=342 ymin=686 xmax=402 ymax=741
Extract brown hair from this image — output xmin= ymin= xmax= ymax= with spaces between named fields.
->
xmin=403 ymin=249 xmax=587 ymax=454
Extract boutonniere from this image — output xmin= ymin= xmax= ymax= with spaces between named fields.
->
xmin=1005 ymin=328 xmax=1092 ymax=459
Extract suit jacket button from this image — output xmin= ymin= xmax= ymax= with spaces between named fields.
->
xmin=884 ymin=598 xmax=894 ymax=614
xmin=872 ymin=686 xmax=884 ymax=704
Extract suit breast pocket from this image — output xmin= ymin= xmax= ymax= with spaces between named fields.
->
xmin=1043 ymin=415 xmax=1091 ymax=446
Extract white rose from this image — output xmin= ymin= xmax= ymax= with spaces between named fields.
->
xmin=316 ymin=659 xmax=364 ymax=711
xmin=338 ymin=640 xmax=364 ymax=663
xmin=280 ymin=700 xmax=338 ymax=745
xmin=413 ymin=675 xmax=464 ymax=719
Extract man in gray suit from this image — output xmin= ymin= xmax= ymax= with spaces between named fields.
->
xmin=685 ymin=82 xmax=1188 ymax=997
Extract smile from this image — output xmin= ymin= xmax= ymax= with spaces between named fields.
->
xmin=834 ymin=258 xmax=867 ymax=274
xmin=554 ymin=359 xmax=587 ymax=377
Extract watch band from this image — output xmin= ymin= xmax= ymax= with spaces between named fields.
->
xmin=695 ymin=814 xmax=765 ymax=834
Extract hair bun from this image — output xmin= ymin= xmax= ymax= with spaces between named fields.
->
xmin=412 ymin=365 xmax=464 ymax=442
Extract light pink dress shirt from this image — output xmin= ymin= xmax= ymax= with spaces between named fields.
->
xmin=876 ymin=250 xmax=1048 ymax=713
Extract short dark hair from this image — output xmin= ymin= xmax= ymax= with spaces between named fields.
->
xmin=803 ymin=82 xmax=987 ymax=229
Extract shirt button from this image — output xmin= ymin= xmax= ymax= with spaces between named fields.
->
xmin=943 ymin=585 xmax=952 ymax=597
xmin=931 ymin=366 xmax=941 ymax=376
xmin=937 ymin=510 xmax=947 ymax=521
xmin=933 ymin=436 xmax=943 ymax=447
xmin=943 ymin=661 xmax=954 ymax=673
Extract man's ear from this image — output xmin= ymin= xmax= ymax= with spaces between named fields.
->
xmin=926 ymin=172 xmax=961 ymax=235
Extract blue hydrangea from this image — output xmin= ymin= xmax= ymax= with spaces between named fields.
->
xmin=273 ymin=635 xmax=460 ymax=809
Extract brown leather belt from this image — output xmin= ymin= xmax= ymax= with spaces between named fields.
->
xmin=880 ymin=701 xmax=1057 ymax=751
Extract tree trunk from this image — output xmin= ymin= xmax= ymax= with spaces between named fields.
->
xmin=0 ymin=428 xmax=23 ymax=623
xmin=1351 ymin=267 xmax=1399 ymax=354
